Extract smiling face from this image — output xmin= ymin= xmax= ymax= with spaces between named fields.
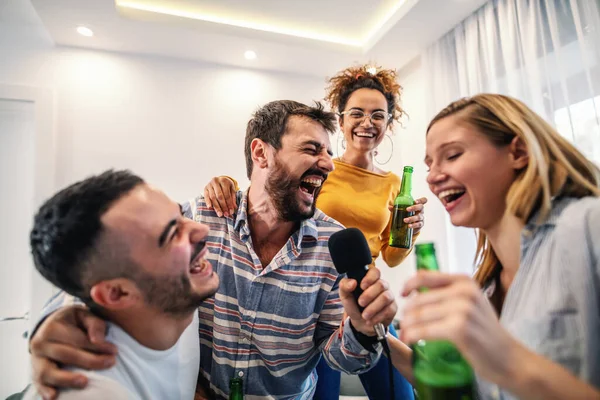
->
xmin=102 ymin=184 xmax=219 ymax=315
xmin=339 ymin=88 xmax=389 ymax=154
xmin=265 ymin=115 xmax=334 ymax=221
xmin=425 ymin=115 xmax=518 ymax=230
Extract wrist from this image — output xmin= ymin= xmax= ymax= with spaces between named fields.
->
xmin=349 ymin=320 xmax=379 ymax=353
xmin=500 ymin=340 xmax=539 ymax=394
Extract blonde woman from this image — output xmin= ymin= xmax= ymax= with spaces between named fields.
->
xmin=389 ymin=94 xmax=600 ymax=399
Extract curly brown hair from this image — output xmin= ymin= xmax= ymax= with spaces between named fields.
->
xmin=325 ymin=64 xmax=405 ymax=127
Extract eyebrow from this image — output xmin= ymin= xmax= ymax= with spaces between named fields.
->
xmin=304 ymin=140 xmax=333 ymax=157
xmin=348 ymin=107 xmax=387 ymax=113
xmin=158 ymin=219 xmax=178 ymax=247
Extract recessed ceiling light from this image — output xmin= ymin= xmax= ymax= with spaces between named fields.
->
xmin=77 ymin=26 xmax=94 ymax=37
xmin=244 ymin=50 xmax=257 ymax=60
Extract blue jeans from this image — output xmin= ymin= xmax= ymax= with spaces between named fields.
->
xmin=314 ymin=324 xmax=414 ymax=400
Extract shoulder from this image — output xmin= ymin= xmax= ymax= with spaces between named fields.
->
xmin=553 ymin=196 xmax=600 ymax=267
xmin=556 ymin=196 xmax=600 ymax=236
xmin=58 ymin=372 xmax=134 ymax=400
xmin=386 ymin=171 xmax=401 ymax=185
xmin=312 ymin=208 xmax=345 ymax=234
xmin=182 ymin=193 xmax=236 ymax=222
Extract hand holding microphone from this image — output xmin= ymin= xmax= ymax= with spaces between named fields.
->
xmin=329 ymin=228 xmax=398 ymax=339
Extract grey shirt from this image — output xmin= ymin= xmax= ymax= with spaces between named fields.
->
xmin=478 ymin=196 xmax=600 ymax=399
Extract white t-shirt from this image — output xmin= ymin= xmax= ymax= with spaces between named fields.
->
xmin=25 ymin=314 xmax=200 ymax=400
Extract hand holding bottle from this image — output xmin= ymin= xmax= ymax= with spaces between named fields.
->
xmin=389 ymin=197 xmax=427 ymax=234
xmin=400 ymin=271 xmax=526 ymax=390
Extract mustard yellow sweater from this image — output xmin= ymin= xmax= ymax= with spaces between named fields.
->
xmin=317 ymin=159 xmax=414 ymax=267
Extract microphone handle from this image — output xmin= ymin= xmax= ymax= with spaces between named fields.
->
xmin=346 ymin=265 xmax=387 ymax=341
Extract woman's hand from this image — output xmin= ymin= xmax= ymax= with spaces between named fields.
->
xmin=203 ymin=176 xmax=238 ymax=217
xmin=400 ymin=271 xmax=522 ymax=388
xmin=406 ymin=197 xmax=427 ymax=235
xmin=401 ymin=271 xmax=600 ymax=399
xmin=387 ymin=197 xmax=427 ymax=236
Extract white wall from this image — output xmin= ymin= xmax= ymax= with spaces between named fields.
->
xmin=1 ymin=6 xmax=476 ymax=321
xmin=390 ymin=56 xmax=478 ymax=295
xmin=0 ymin=25 xmax=325 ymax=203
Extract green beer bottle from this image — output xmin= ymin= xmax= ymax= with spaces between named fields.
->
xmin=412 ymin=243 xmax=476 ymax=400
xmin=229 ymin=376 xmax=244 ymax=400
xmin=389 ymin=166 xmax=414 ymax=248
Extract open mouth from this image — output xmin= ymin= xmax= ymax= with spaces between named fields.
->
xmin=438 ymin=188 xmax=466 ymax=207
xmin=354 ymin=131 xmax=376 ymax=139
xmin=299 ymin=176 xmax=323 ymax=198
xmin=189 ymin=242 xmax=209 ymax=274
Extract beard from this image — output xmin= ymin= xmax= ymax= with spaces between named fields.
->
xmin=133 ymin=241 xmax=214 ymax=316
xmin=135 ymin=271 xmax=210 ymax=316
xmin=265 ymin=157 xmax=323 ymax=222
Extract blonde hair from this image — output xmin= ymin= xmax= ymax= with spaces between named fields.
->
xmin=427 ymin=94 xmax=600 ymax=286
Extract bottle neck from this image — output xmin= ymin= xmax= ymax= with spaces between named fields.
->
xmin=416 ymin=253 xmax=439 ymax=272
xmin=399 ymin=171 xmax=412 ymax=196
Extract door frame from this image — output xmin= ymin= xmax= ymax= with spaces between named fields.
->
xmin=0 ymin=84 xmax=56 ymax=331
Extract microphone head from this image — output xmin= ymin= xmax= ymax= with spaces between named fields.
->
xmin=328 ymin=228 xmax=372 ymax=274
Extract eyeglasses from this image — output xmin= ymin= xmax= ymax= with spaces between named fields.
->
xmin=339 ymin=109 xmax=392 ymax=126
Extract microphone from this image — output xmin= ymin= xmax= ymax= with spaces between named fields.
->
xmin=328 ymin=227 xmax=387 ymax=341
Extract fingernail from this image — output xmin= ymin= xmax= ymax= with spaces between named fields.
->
xmin=229 ymin=209 xmax=234 ymax=215
xmin=75 ymin=377 xmax=86 ymax=387
xmin=217 ymin=212 xmax=222 ymax=217
xmin=104 ymin=358 xmax=114 ymax=368
xmin=363 ymin=312 xmax=371 ymax=320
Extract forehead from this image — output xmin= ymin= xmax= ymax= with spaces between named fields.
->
xmin=346 ymin=88 xmax=387 ymax=109
xmin=426 ymin=116 xmax=479 ymax=151
xmin=282 ymin=115 xmax=332 ymax=148
xmin=101 ymin=184 xmax=175 ymax=237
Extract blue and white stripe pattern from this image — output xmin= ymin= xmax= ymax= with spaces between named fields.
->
xmin=184 ymin=190 xmax=380 ymax=400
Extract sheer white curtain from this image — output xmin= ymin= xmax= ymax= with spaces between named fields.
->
xmin=422 ymin=0 xmax=600 ymax=273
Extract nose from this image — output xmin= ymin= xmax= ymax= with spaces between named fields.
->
xmin=318 ymin=151 xmax=334 ymax=174
xmin=426 ymin=165 xmax=447 ymax=186
xmin=360 ymin=115 xmax=374 ymax=128
xmin=188 ymin=220 xmax=209 ymax=244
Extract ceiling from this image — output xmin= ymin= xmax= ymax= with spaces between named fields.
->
xmin=28 ymin=0 xmax=487 ymax=77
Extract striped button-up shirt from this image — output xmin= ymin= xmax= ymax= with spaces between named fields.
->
xmin=183 ymin=191 xmax=380 ymax=399
xmin=478 ymin=196 xmax=600 ymax=399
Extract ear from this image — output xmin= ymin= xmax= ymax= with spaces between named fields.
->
xmin=338 ymin=115 xmax=345 ymax=131
xmin=250 ymin=138 xmax=270 ymax=170
xmin=508 ymin=136 xmax=529 ymax=170
xmin=90 ymin=279 xmax=141 ymax=310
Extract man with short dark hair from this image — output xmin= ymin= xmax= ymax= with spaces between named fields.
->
xmin=29 ymin=100 xmax=398 ymax=399
xmin=25 ymin=170 xmax=219 ymax=399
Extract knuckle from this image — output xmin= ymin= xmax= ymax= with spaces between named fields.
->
xmin=380 ymin=280 xmax=390 ymax=291
xmin=383 ymin=291 xmax=395 ymax=303
xmin=30 ymin=336 xmax=45 ymax=354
